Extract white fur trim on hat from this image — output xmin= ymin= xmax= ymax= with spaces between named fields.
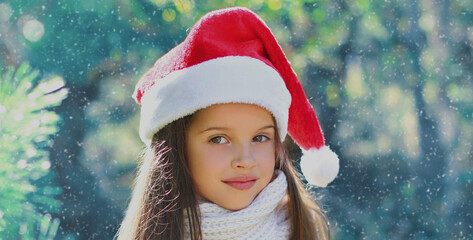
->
xmin=300 ymin=146 xmax=339 ymax=187
xmin=139 ymin=56 xmax=292 ymax=146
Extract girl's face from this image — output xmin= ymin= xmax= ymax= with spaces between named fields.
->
xmin=186 ymin=103 xmax=276 ymax=211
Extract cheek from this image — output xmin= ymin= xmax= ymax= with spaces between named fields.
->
xmin=187 ymin=142 xmax=228 ymax=175
xmin=254 ymin=144 xmax=276 ymax=168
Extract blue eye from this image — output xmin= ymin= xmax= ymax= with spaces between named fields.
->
xmin=253 ymin=135 xmax=269 ymax=142
xmin=209 ymin=136 xmax=228 ymax=144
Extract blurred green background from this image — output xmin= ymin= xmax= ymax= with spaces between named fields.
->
xmin=0 ymin=0 xmax=472 ymax=239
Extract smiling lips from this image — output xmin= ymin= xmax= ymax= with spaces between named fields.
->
xmin=222 ymin=176 xmax=258 ymax=190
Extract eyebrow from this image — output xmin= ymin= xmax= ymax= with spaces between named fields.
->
xmin=199 ymin=125 xmax=275 ymax=134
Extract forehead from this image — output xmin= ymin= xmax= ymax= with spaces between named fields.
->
xmin=190 ymin=103 xmax=274 ymax=128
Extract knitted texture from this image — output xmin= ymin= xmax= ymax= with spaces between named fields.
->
xmin=184 ymin=171 xmax=290 ymax=240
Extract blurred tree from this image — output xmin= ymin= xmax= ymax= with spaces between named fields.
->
xmin=0 ymin=63 xmax=67 ymax=239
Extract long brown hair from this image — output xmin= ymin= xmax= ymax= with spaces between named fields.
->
xmin=117 ymin=114 xmax=330 ymax=239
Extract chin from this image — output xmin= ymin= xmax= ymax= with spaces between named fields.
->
xmin=221 ymin=199 xmax=252 ymax=211
xmin=226 ymin=204 xmax=250 ymax=211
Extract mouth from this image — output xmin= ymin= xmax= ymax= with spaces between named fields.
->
xmin=223 ymin=180 xmax=257 ymax=190
xmin=222 ymin=176 xmax=258 ymax=191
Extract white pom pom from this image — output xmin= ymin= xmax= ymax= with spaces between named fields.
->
xmin=300 ymin=146 xmax=339 ymax=187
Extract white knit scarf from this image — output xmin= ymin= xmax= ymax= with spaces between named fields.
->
xmin=184 ymin=171 xmax=290 ymax=240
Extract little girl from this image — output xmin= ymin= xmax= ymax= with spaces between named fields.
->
xmin=117 ymin=7 xmax=339 ymax=240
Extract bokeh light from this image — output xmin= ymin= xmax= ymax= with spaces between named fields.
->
xmin=0 ymin=3 xmax=13 ymax=22
xmin=22 ymin=19 xmax=45 ymax=42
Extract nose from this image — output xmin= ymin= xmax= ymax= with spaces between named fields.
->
xmin=231 ymin=142 xmax=256 ymax=169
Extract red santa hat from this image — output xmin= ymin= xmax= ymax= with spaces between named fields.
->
xmin=133 ymin=7 xmax=339 ymax=187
